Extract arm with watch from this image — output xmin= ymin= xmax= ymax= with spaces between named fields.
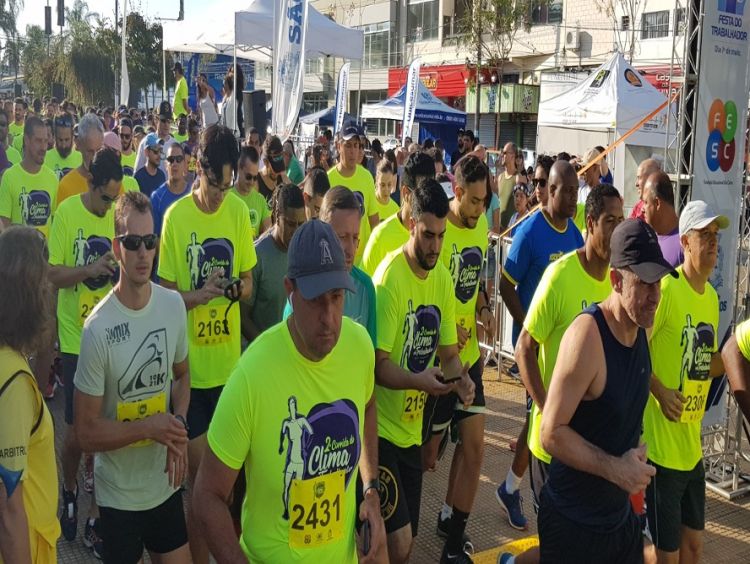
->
xmin=357 ymin=394 xmax=386 ymax=562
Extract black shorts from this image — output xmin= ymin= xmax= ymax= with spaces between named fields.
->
xmin=645 ymin=459 xmax=705 ymax=552
xmin=538 ymin=488 xmax=643 ymax=564
xmin=423 ymin=360 xmax=485 ymax=436
xmin=529 ymin=454 xmax=550 ymax=514
xmin=61 ymin=353 xmax=78 ymax=425
xmin=99 ymin=491 xmax=188 ymax=564
xmin=378 ymin=438 xmax=423 ymax=536
xmin=186 ymin=386 xmax=224 ymax=439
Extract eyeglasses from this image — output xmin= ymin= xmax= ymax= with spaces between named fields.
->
xmin=166 ymin=155 xmax=184 ymax=164
xmin=532 ymin=178 xmax=547 ymax=188
xmin=117 ymin=234 xmax=158 ymax=251
xmin=245 ymin=173 xmax=258 ymax=182
xmin=98 ymin=189 xmax=118 ymax=205
xmin=207 ymin=175 xmax=232 ymax=193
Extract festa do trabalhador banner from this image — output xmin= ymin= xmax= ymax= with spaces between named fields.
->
xmin=272 ymin=0 xmax=310 ymax=140
xmin=693 ymin=0 xmax=750 ymax=425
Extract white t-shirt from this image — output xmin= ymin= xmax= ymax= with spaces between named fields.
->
xmin=75 ymin=283 xmax=189 ymax=511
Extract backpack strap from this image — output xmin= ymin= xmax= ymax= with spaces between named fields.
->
xmin=0 ymin=370 xmax=45 ymax=436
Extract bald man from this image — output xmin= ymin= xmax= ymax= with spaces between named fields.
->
xmin=643 ymin=171 xmax=682 ymax=268
xmin=495 ymin=160 xmax=584 ymax=529
xmin=630 ymin=158 xmax=661 ymax=220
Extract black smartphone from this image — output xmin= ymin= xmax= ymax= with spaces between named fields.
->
xmin=362 ymin=519 xmax=371 ymax=556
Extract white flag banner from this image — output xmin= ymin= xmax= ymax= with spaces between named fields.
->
xmin=401 ymin=58 xmax=422 ymax=147
xmin=334 ymin=62 xmax=350 ymax=135
xmin=272 ymin=0 xmax=310 ymax=141
xmin=119 ymin=0 xmax=129 ymax=106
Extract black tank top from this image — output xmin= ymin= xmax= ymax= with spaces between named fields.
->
xmin=546 ymin=304 xmax=651 ymax=532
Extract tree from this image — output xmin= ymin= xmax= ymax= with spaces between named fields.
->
xmin=458 ymin=0 xmax=534 ymax=148
xmin=596 ymin=0 xmax=642 ymax=63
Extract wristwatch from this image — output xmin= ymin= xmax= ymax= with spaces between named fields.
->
xmin=362 ymin=479 xmax=380 ymax=498
xmin=174 ymin=414 xmax=189 ymax=433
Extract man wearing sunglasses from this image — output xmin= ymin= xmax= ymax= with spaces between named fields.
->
xmin=258 ymin=135 xmax=291 ymax=202
xmin=44 ymin=115 xmax=82 ymax=181
xmin=134 ymin=133 xmax=167 ymax=198
xmin=158 ymin=124 xmax=256 ymax=564
xmin=49 ymin=147 xmax=123 ymax=558
xmin=232 ymin=146 xmax=271 ymax=239
xmin=74 ymin=191 xmax=191 ymax=564
xmin=119 ymin=118 xmax=137 ymax=176
xmin=328 ymin=127 xmax=380 ymax=265
xmin=133 ymin=101 xmax=177 ymax=175
xmin=151 ymin=143 xmax=190 ymax=237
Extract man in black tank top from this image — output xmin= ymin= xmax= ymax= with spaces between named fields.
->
xmin=537 ymin=220 xmax=677 ymax=564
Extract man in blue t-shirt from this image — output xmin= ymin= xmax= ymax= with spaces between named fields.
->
xmin=284 ymin=187 xmax=376 ymax=344
xmin=134 ymin=133 xmax=166 ymax=197
xmin=495 ymin=159 xmax=582 ymax=530
xmin=150 ymin=143 xmax=190 ymax=236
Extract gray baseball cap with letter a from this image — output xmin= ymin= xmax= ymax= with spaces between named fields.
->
xmin=287 ymin=219 xmax=356 ymax=299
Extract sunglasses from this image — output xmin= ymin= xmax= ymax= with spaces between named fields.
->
xmin=532 ymin=178 xmax=547 ymax=188
xmin=54 ymin=117 xmax=73 ymax=128
xmin=166 ymin=155 xmax=184 ymax=164
xmin=245 ymin=173 xmax=258 ymax=182
xmin=159 ymin=117 xmax=171 ymax=123
xmin=117 ymin=234 xmax=158 ymax=251
xmin=99 ymin=189 xmax=118 ymax=205
xmin=147 ymin=146 xmax=161 ymax=153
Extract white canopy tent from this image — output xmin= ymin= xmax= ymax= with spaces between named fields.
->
xmin=537 ymin=52 xmax=675 ymax=208
xmin=163 ymin=0 xmax=364 ymax=62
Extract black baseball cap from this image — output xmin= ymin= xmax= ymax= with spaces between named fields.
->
xmin=158 ymin=101 xmax=172 ymax=120
xmin=340 ymin=126 xmax=360 ymax=141
xmin=610 ymin=219 xmax=678 ymax=284
xmin=173 ymin=62 xmax=183 ymax=73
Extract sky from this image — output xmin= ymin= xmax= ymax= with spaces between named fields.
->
xmin=16 ymin=0 xmax=248 ymax=37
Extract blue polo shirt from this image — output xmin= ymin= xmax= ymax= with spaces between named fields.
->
xmin=503 ymin=210 xmax=583 ymax=345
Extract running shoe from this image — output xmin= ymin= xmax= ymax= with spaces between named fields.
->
xmin=440 ymin=543 xmax=474 ymax=564
xmin=495 ymin=481 xmax=528 ymax=531
xmin=497 ymin=553 xmax=514 ymax=564
xmin=507 ymin=363 xmax=520 ymax=379
xmin=83 ymin=455 xmax=94 ymax=493
xmin=59 ymin=483 xmax=78 ymax=541
xmin=436 ymin=512 xmax=474 ymax=553
xmin=84 ymin=519 xmax=103 ymax=560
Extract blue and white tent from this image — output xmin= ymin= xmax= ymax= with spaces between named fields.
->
xmin=361 ymin=80 xmax=466 ymax=126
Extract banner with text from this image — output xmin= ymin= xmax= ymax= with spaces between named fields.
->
xmin=272 ymin=0 xmax=310 ymax=140
xmin=693 ymin=0 xmax=750 ymax=425
xmin=401 ymin=58 xmax=422 ymax=147
xmin=334 ymin=62 xmax=350 ymax=135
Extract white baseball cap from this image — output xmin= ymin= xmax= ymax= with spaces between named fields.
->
xmin=678 ymin=200 xmax=729 ymax=236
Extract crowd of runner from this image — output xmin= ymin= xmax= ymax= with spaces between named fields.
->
xmin=2 ymin=83 xmax=750 ymax=564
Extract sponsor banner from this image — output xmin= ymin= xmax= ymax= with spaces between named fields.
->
xmin=401 ymin=58 xmax=422 ymax=147
xmin=693 ymin=0 xmax=750 ymax=426
xmin=272 ymin=0 xmax=310 ymax=141
xmin=334 ymin=62 xmax=350 ymax=135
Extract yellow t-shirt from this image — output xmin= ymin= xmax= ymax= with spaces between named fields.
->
xmin=0 ymin=163 xmax=58 ymax=238
xmin=8 ymin=121 xmax=23 ymax=141
xmin=207 ymin=318 xmax=373 ymax=563
xmin=158 ymin=191 xmax=257 ymax=389
xmin=374 ymin=196 xmax=399 ymax=222
xmin=327 ymin=165 xmax=377 ymax=264
xmin=173 ymin=131 xmax=189 ymax=143
xmin=373 ymin=250 xmax=458 ymax=448
xmin=48 ymin=195 xmax=115 ymax=355
xmin=361 ymin=213 xmax=409 ymax=277
xmin=735 ymin=319 xmax=750 ymax=360
xmin=173 ymin=77 xmax=190 ymax=120
xmin=0 ymin=348 xmax=60 ymax=562
xmin=438 ymin=213 xmax=488 ymax=365
xmin=56 ymin=168 xmax=89 ymax=205
xmin=121 ymin=151 xmax=137 ymax=176
xmin=232 ymin=186 xmax=270 ymax=239
xmin=524 ymin=250 xmax=611 ymax=463
xmin=44 ymin=148 xmax=83 ymax=181
xmin=122 ymin=176 xmax=139 ymax=193
xmin=643 ymin=266 xmax=719 ymax=470
xmin=6 ymin=145 xmax=21 ymax=165
xmin=573 ymin=203 xmax=586 ymax=233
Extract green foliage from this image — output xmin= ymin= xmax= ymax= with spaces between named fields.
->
xmin=16 ymin=0 xmax=162 ymax=105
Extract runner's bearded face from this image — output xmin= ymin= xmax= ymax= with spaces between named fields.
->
xmin=615 ymin=268 xmax=661 ymax=328
xmin=457 ymin=178 xmax=487 ymax=229
xmin=588 ymin=196 xmax=625 ymax=262
xmin=26 ymin=124 xmax=48 ymax=167
xmin=290 ymin=287 xmax=345 ymax=359
xmin=683 ymin=224 xmax=719 ymax=278
xmin=115 ymin=211 xmax=156 ymax=286
xmin=14 ymin=103 xmax=23 ymax=123
xmin=120 ymin=126 xmax=132 ymax=152
xmin=55 ymin=126 xmax=73 ymax=159
xmin=338 ymin=139 xmax=359 ymax=169
xmin=411 ymin=212 xmax=446 ymax=271
xmin=81 ymin=132 xmax=104 ymax=169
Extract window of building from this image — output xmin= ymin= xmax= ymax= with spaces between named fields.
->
xmin=641 ymin=10 xmax=670 ymax=39
xmin=530 ymin=0 xmax=562 ymax=25
xmin=362 ymin=22 xmax=394 ymax=69
xmin=407 ymin=0 xmax=439 ymax=42
xmin=621 ymin=15 xmax=630 ymax=31
xmin=305 ymin=57 xmax=323 ymax=75
xmin=302 ymin=94 xmax=328 ymax=114
xmin=443 ymin=0 xmax=470 ymax=39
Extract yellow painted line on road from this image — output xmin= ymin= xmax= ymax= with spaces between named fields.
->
xmin=472 ymin=535 xmax=539 ymax=563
